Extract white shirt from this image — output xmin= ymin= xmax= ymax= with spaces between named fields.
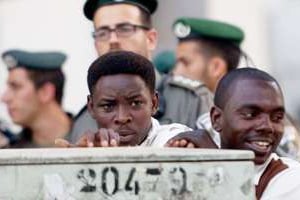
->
xmin=140 ymin=118 xmax=192 ymax=147
xmin=254 ymin=153 xmax=300 ymax=200
xmin=196 ymin=112 xmax=221 ymax=147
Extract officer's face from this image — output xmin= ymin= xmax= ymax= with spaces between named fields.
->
xmin=1 ymin=68 xmax=41 ymax=126
xmin=87 ymin=74 xmax=158 ymax=146
xmin=211 ymin=79 xmax=285 ymax=165
xmin=93 ymin=4 xmax=157 ymax=59
xmin=174 ymin=41 xmax=210 ymax=83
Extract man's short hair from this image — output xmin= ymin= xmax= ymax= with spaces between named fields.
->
xmin=181 ymin=38 xmax=242 ymax=71
xmin=26 ymin=69 xmax=65 ymax=104
xmin=214 ymin=67 xmax=281 ymax=109
xmin=87 ymin=51 xmax=156 ymax=95
xmin=138 ymin=7 xmax=152 ymax=28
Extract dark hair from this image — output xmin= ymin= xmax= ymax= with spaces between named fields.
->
xmin=138 ymin=7 xmax=152 ymax=28
xmin=214 ymin=67 xmax=281 ymax=109
xmin=180 ymin=38 xmax=242 ymax=71
xmin=87 ymin=50 xmax=155 ymax=94
xmin=27 ymin=69 xmax=65 ymax=104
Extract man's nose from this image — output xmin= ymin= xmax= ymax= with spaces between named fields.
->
xmin=1 ymin=89 xmax=11 ymax=103
xmin=108 ymin=31 xmax=119 ymax=43
xmin=114 ymin=106 xmax=132 ymax=125
xmin=257 ymin=114 xmax=274 ymax=134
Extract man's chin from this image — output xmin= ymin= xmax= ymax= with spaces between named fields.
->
xmin=254 ymin=154 xmax=271 ymax=165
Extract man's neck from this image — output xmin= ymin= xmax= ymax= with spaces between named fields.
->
xmin=29 ymin=103 xmax=71 ymax=147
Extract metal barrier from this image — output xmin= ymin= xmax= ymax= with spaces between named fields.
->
xmin=0 ymin=148 xmax=255 ymax=200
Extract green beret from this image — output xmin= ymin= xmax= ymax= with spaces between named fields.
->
xmin=153 ymin=51 xmax=176 ymax=74
xmin=2 ymin=50 xmax=67 ymax=70
xmin=173 ymin=17 xmax=244 ymax=46
xmin=84 ymin=0 xmax=158 ymax=20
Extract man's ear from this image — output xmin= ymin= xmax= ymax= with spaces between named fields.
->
xmin=210 ymin=106 xmax=223 ymax=132
xmin=38 ymin=82 xmax=56 ymax=103
xmin=208 ymin=56 xmax=227 ymax=77
xmin=146 ymin=28 xmax=158 ymax=51
xmin=87 ymin=94 xmax=96 ymax=119
xmin=151 ymin=91 xmax=159 ymax=116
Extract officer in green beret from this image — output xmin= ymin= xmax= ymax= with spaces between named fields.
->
xmin=173 ymin=17 xmax=244 ymax=92
xmin=69 ymin=0 xmax=160 ymax=143
xmin=1 ymin=50 xmax=72 ymax=148
xmin=157 ymin=18 xmax=244 ymax=129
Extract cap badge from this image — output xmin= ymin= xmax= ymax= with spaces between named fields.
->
xmin=3 ymin=55 xmax=17 ymax=68
xmin=174 ymin=22 xmax=191 ymax=38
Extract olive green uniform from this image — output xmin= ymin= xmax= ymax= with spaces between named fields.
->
xmin=158 ymin=75 xmax=213 ymax=129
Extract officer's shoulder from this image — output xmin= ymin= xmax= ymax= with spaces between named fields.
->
xmin=167 ymin=75 xmax=209 ymax=93
xmin=73 ymin=105 xmax=88 ymax=121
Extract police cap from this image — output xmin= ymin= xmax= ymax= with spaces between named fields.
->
xmin=84 ymin=0 xmax=158 ymax=20
xmin=2 ymin=49 xmax=67 ymax=70
xmin=173 ymin=17 xmax=244 ymax=46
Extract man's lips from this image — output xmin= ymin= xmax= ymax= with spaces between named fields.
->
xmin=245 ymin=139 xmax=273 ymax=154
xmin=117 ymin=129 xmax=136 ymax=144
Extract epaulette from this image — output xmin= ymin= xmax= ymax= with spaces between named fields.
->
xmin=168 ymin=75 xmax=206 ymax=93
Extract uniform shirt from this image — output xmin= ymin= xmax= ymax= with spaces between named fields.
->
xmin=158 ymin=75 xmax=213 ymax=129
xmin=140 ymin=118 xmax=192 ymax=146
xmin=68 ymin=106 xmax=98 ymax=143
xmin=254 ymin=153 xmax=300 ymax=200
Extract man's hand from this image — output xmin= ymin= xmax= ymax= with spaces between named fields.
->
xmin=166 ymin=129 xmax=218 ymax=148
xmin=55 ymin=129 xmax=120 ymax=148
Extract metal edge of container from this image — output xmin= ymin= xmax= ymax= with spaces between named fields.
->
xmin=0 ymin=148 xmax=254 ymax=165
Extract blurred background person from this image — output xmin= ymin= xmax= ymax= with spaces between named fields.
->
xmin=153 ymin=50 xmax=176 ymax=75
xmin=156 ymin=17 xmax=244 ymax=129
xmin=1 ymin=49 xmax=72 ymax=148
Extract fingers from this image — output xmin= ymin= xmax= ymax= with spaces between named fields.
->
xmin=76 ymin=130 xmax=95 ymax=147
xmin=54 ymin=138 xmax=75 ymax=148
xmin=108 ymin=129 xmax=120 ymax=147
xmin=98 ymin=128 xmax=109 ymax=147
xmin=179 ymin=139 xmax=188 ymax=147
xmin=95 ymin=128 xmax=120 ymax=147
xmin=186 ymin=142 xmax=195 ymax=148
xmin=166 ymin=139 xmax=190 ymax=148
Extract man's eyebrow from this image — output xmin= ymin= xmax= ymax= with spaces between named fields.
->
xmin=126 ymin=94 xmax=143 ymax=100
xmin=95 ymin=22 xmax=131 ymax=31
xmin=97 ymin=97 xmax=116 ymax=102
xmin=95 ymin=25 xmax=110 ymax=31
xmin=273 ymin=107 xmax=285 ymax=113
xmin=237 ymin=104 xmax=285 ymax=113
xmin=238 ymin=104 xmax=261 ymax=110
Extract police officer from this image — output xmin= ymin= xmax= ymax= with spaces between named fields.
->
xmin=1 ymin=50 xmax=72 ymax=148
xmin=69 ymin=0 xmax=160 ymax=143
xmin=157 ymin=18 xmax=244 ymax=129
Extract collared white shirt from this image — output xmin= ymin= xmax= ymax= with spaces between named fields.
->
xmin=255 ymin=153 xmax=300 ymax=200
xmin=140 ymin=118 xmax=192 ymax=147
